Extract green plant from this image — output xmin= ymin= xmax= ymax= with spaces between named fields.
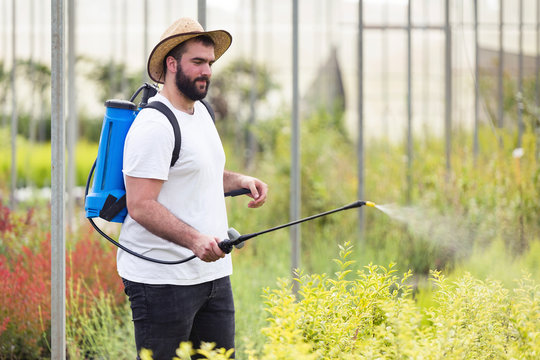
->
xmin=256 ymin=243 xmax=540 ymax=359
xmin=140 ymin=342 xmax=235 ymax=360
xmin=67 ymin=290 xmax=134 ymax=359
xmin=261 ymin=243 xmax=411 ymax=359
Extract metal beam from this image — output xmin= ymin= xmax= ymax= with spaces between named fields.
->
xmin=143 ymin=0 xmax=148 ymax=82
xmin=518 ymin=0 xmax=524 ymax=147
xmin=67 ymin=0 xmax=77 ymax=230
xmin=363 ymin=24 xmax=445 ymax=31
xmin=537 ymin=0 xmax=540 ymax=109
xmin=10 ymin=0 xmax=17 ymax=210
xmin=358 ymin=0 xmax=365 ymax=235
xmin=291 ymin=0 xmax=300 ymax=289
xmin=445 ymin=0 xmax=452 ymax=176
xmin=498 ymin=0 xmax=504 ymax=129
xmin=474 ymin=0 xmax=479 ymax=160
xmin=198 ymin=0 xmax=207 ymax=29
xmin=51 ymin=0 xmax=66 ymax=357
xmin=406 ymin=0 xmax=413 ymax=203
xmin=247 ymin=0 xmax=257 ymax=169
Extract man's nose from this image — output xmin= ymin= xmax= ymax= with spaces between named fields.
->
xmin=201 ymin=63 xmax=212 ymax=77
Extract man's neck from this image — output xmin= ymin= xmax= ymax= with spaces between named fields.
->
xmin=160 ymin=84 xmax=195 ymax=115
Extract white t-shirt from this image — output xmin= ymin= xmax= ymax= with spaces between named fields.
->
xmin=117 ymin=93 xmax=232 ymax=285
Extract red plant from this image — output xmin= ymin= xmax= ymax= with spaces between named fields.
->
xmin=0 ymin=237 xmax=51 ymax=355
xmin=0 ymin=202 xmax=12 ymax=233
xmin=67 ymin=227 xmax=125 ymax=307
xmin=0 ymin=201 xmax=126 ymax=357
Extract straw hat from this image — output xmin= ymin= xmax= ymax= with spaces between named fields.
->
xmin=147 ymin=17 xmax=232 ymax=84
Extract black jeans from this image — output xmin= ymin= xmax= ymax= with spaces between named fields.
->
xmin=122 ymin=276 xmax=235 ymax=360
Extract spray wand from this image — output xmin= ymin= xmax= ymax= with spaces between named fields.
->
xmin=218 ymin=200 xmax=376 ymax=253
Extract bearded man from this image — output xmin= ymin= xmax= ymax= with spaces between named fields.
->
xmin=118 ymin=17 xmax=268 ymax=360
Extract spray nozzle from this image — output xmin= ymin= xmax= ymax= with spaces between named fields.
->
xmin=364 ymin=201 xmax=376 ymax=207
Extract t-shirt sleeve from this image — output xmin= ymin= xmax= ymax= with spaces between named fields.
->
xmin=122 ymin=110 xmax=175 ymax=180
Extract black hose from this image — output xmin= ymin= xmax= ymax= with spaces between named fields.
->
xmin=85 ymin=159 xmax=197 ymax=264
xmin=85 ymin=160 xmax=252 ymax=264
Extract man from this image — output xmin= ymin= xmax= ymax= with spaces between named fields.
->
xmin=118 ymin=17 xmax=268 ymax=359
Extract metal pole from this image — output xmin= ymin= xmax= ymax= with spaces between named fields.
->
xmin=498 ymin=0 xmax=504 ymax=129
xmin=198 ymin=0 xmax=207 ymax=29
xmin=2 ymin=0 xmax=7 ymax=129
xmin=517 ymin=0 xmax=523 ymax=147
xmin=38 ymin=0 xmax=46 ymax=141
xmin=246 ymin=0 xmax=257 ymax=169
xmin=382 ymin=1 xmax=388 ymax=140
xmin=121 ymin=0 xmax=128 ymax=94
xmin=537 ymin=0 xmax=540 ymax=161
xmin=143 ymin=0 xmax=148 ymax=82
xmin=357 ymin=0 xmax=365 ymax=236
xmin=67 ymin=0 xmax=77 ymax=230
xmin=423 ymin=0 xmax=429 ymax=134
xmin=445 ymin=0 xmax=452 ymax=177
xmin=473 ymin=0 xmax=479 ymax=160
xmin=291 ymin=0 xmax=301 ymax=288
xmin=109 ymin=0 xmax=115 ymax=98
xmin=51 ymin=0 xmax=66 ymax=357
xmin=536 ymin=0 xmax=540 ymax=109
xmin=10 ymin=0 xmax=17 ymax=210
xmin=28 ymin=0 xmax=35 ymax=150
xmin=406 ymin=0 xmax=412 ymax=204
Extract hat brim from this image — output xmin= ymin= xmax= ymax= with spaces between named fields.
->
xmin=147 ymin=30 xmax=232 ymax=84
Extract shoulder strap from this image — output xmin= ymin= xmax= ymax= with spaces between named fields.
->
xmin=143 ymin=100 xmax=215 ymax=167
xmin=200 ymin=99 xmax=216 ymax=123
xmin=145 ymin=101 xmax=181 ymax=167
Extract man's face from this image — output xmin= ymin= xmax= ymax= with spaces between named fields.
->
xmin=174 ymin=40 xmax=215 ymax=101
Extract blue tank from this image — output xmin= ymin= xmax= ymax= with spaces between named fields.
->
xmin=85 ymin=99 xmax=137 ymax=223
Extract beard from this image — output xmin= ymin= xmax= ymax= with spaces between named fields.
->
xmin=174 ymin=63 xmax=210 ymax=101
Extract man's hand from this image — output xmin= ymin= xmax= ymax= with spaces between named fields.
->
xmin=190 ymin=234 xmax=226 ymax=262
xmin=224 ymin=171 xmax=268 ymax=208
xmin=239 ymin=175 xmax=268 ymax=208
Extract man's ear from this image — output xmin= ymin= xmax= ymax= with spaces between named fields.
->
xmin=165 ymin=56 xmax=178 ymax=74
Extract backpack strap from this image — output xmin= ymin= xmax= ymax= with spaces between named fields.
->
xmin=144 ymin=99 xmax=216 ymax=167
xmin=145 ymin=101 xmax=181 ymax=168
xmin=200 ymin=99 xmax=216 ymax=123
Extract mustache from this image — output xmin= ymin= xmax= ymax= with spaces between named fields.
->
xmin=194 ymin=76 xmax=210 ymax=83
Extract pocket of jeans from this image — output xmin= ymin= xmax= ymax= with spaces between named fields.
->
xmin=123 ymin=279 xmax=148 ymax=322
xmin=144 ymin=284 xmax=184 ymax=323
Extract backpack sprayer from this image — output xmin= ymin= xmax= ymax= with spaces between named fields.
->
xmin=84 ymin=83 xmax=376 ymax=265
xmin=85 ymin=83 xmax=158 ymax=223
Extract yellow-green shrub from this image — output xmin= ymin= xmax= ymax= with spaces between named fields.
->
xmin=257 ymin=243 xmax=539 ymax=359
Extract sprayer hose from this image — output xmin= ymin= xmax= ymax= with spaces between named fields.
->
xmin=85 ymin=160 xmax=197 ymax=265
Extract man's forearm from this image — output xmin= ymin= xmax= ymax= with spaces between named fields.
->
xmin=129 ymin=198 xmax=200 ymax=249
xmin=223 ymin=170 xmax=243 ymax=192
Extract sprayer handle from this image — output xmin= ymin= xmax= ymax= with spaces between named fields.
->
xmin=224 ymin=188 xmax=251 ymax=197
xmin=218 ymin=227 xmax=245 ymax=254
xmin=219 ymin=240 xmax=235 ymax=254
